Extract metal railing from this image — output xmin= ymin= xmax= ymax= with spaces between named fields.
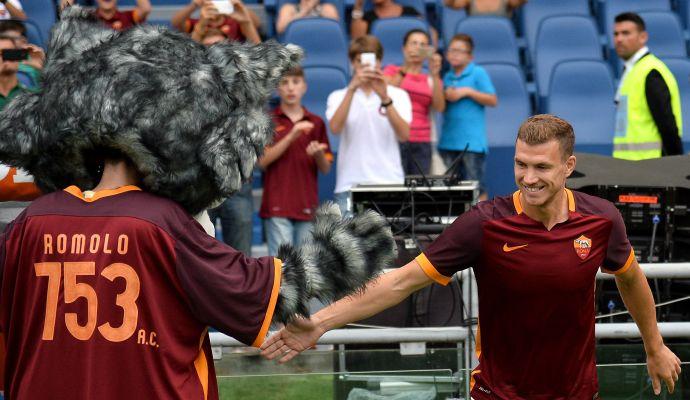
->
xmin=210 ymin=263 xmax=690 ymax=397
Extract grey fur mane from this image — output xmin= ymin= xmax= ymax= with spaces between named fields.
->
xmin=0 ymin=6 xmax=302 ymax=214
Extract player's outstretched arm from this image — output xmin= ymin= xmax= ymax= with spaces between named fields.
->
xmin=262 ymin=260 xmax=434 ymax=363
xmin=615 ymin=260 xmax=682 ymax=395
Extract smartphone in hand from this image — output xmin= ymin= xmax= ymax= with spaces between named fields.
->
xmin=211 ymin=0 xmax=234 ymax=15
xmin=1 ymin=49 xmax=29 ymax=62
xmin=360 ymin=52 xmax=376 ymax=71
xmin=417 ymin=46 xmax=435 ymax=59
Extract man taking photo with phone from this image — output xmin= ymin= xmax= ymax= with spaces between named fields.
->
xmin=326 ymin=35 xmax=412 ymax=216
xmin=0 ymin=35 xmax=28 ymax=110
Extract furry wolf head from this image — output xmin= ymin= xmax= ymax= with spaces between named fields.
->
xmin=0 ymin=6 xmax=302 ymax=214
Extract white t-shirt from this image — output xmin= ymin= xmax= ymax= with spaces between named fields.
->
xmin=326 ymin=85 xmax=412 ymax=193
xmin=0 ymin=0 xmax=22 ymax=20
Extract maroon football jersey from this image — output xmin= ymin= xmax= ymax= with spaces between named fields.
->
xmin=0 ymin=186 xmax=281 ymax=399
xmin=418 ymin=189 xmax=634 ymax=400
xmin=96 ymin=10 xmax=145 ymax=31
xmin=260 ymin=106 xmax=333 ymax=221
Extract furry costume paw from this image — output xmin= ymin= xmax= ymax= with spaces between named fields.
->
xmin=274 ymin=203 xmax=397 ymax=324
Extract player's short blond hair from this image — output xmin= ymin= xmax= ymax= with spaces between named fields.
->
xmin=516 ymin=114 xmax=575 ymax=160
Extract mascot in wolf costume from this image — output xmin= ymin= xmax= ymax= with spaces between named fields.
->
xmin=0 ymin=7 xmax=395 ymax=398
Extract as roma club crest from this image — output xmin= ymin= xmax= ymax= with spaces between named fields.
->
xmin=573 ymin=235 xmax=592 ymax=260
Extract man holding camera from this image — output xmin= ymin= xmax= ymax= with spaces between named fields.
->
xmin=326 ymin=35 xmax=411 ymax=216
xmin=0 ymin=35 xmax=28 ymax=109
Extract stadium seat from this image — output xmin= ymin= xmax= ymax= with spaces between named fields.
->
xmin=370 ymin=17 xmax=429 ymax=67
xmin=482 ymin=63 xmax=530 ymax=197
xmin=281 ymin=18 xmax=349 ymax=76
xmin=302 ymin=66 xmax=348 ymax=150
xmin=534 ymin=15 xmax=602 ymax=107
xmin=545 ymin=60 xmax=615 ymax=155
xmin=145 ymin=19 xmax=173 ymax=29
xmin=637 ymin=11 xmax=686 ymax=58
xmin=302 ymin=67 xmax=348 ymax=201
xmin=521 ymin=0 xmax=590 ymax=62
xmin=661 ymin=57 xmax=690 ymax=152
xmin=22 ymin=0 xmax=56 ymax=47
xmin=678 ymin=0 xmax=690 ymax=28
xmin=440 ymin=5 xmax=465 ymax=49
xmin=600 ymin=0 xmax=671 ymax=42
xmin=454 ymin=17 xmax=518 ymax=66
xmin=23 ymin=20 xmax=44 ymax=47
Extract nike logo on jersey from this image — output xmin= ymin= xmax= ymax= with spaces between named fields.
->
xmin=503 ymin=243 xmax=528 ymax=252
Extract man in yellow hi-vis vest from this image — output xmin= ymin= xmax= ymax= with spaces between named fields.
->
xmin=613 ymin=12 xmax=684 ymax=160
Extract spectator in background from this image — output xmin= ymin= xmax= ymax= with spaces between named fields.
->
xmin=351 ymin=0 xmax=415 ymax=38
xmin=276 ymin=0 xmax=339 ymax=35
xmin=0 ymin=20 xmax=44 ymax=86
xmin=0 ymin=36 xmax=29 ymax=109
xmin=613 ymin=12 xmax=683 ymax=160
xmin=438 ymin=34 xmax=496 ymax=201
xmin=173 ymin=0 xmax=261 ymax=44
xmin=383 ymin=29 xmax=444 ymax=175
xmin=258 ymin=66 xmax=332 ymax=256
xmin=0 ymin=0 xmax=25 ymax=21
xmin=327 ymin=35 xmax=411 ymax=216
xmin=61 ymin=0 xmax=151 ymax=30
xmin=444 ymin=0 xmax=526 ymax=17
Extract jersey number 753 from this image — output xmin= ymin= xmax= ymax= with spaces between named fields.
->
xmin=34 ymin=261 xmax=140 ymax=342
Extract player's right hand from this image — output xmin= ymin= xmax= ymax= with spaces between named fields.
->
xmin=646 ymin=344 xmax=682 ymax=395
xmin=260 ymin=317 xmax=323 ymax=364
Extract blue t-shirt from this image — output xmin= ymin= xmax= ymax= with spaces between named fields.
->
xmin=439 ymin=63 xmax=495 ymax=153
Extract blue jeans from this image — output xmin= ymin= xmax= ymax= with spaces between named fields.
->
xmin=439 ymin=150 xmax=486 ymax=193
xmin=265 ymin=217 xmax=313 ymax=256
xmin=333 ymin=191 xmax=352 ymax=218
xmin=208 ymin=181 xmax=253 ymax=255
xmin=400 ymin=142 xmax=432 ymax=175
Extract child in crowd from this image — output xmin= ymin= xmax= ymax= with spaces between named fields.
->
xmin=259 ymin=66 xmax=332 ymax=256
xmin=439 ymin=33 xmax=497 ymax=200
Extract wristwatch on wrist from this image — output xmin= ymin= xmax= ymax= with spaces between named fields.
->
xmin=378 ymin=98 xmax=393 ymax=115
xmin=351 ymin=9 xmax=364 ymax=19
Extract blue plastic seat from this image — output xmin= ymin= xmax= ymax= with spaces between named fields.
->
xmin=302 ymin=67 xmax=349 ymax=201
xmin=600 ymin=0 xmax=671 ymax=40
xmin=521 ymin=0 xmax=590 ymax=62
xmin=281 ymin=18 xmax=349 ymax=76
xmin=302 ymin=66 xmax=349 ymax=150
xmin=440 ymin=5 xmax=465 ymax=49
xmin=637 ymin=11 xmax=686 ymax=58
xmin=370 ymin=17 xmax=429 ymax=67
xmin=545 ymin=60 xmax=615 ymax=155
xmin=481 ymin=63 xmax=530 ymax=197
xmin=661 ymin=57 xmax=690 ymax=152
xmin=534 ymin=15 xmax=602 ymax=106
xmin=454 ymin=16 xmax=518 ymax=66
xmin=23 ymin=20 xmax=44 ymax=47
xmin=21 ymin=0 xmax=56 ymax=47
xmin=678 ymin=0 xmax=690 ymax=28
